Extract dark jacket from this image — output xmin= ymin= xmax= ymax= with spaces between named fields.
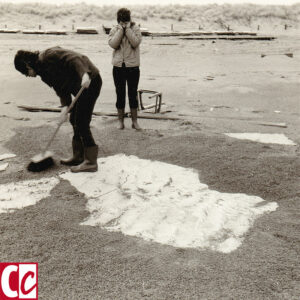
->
xmin=36 ymin=46 xmax=99 ymax=106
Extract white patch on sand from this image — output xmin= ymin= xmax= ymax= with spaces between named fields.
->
xmin=0 ymin=177 xmax=59 ymax=214
xmin=0 ymin=163 xmax=9 ymax=172
xmin=225 ymin=133 xmax=296 ymax=145
xmin=0 ymin=153 xmax=16 ymax=161
xmin=60 ymin=154 xmax=278 ymax=253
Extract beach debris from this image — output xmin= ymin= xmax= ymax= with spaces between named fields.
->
xmin=0 ymin=153 xmax=16 ymax=161
xmin=181 ymin=36 xmax=275 ymax=41
xmin=14 ymin=117 xmax=30 ymax=121
xmin=204 ymin=76 xmax=214 ymax=81
xmin=0 ymin=29 xmax=20 ymax=33
xmin=142 ymin=102 xmax=166 ymax=110
xmin=94 ymin=112 xmax=180 ymax=120
xmin=102 ymin=25 xmax=111 ymax=34
xmin=45 ymin=30 xmax=67 ymax=35
xmin=225 ymin=133 xmax=296 ymax=145
xmin=150 ymin=31 xmax=258 ymax=37
xmin=22 ymin=29 xmax=45 ymax=34
xmin=18 ymin=105 xmax=61 ymax=112
xmin=261 ymin=53 xmax=293 ymax=58
xmin=60 ymin=154 xmax=278 ymax=253
xmin=137 ymin=89 xmax=163 ymax=113
xmin=256 ymin=122 xmax=287 ymax=128
xmin=0 ymin=163 xmax=8 ymax=172
xmin=208 ymin=104 xmax=235 ymax=112
xmin=18 ymin=105 xmax=179 ymax=120
xmin=212 ymin=105 xmax=232 ymax=109
xmin=274 ymin=111 xmax=281 ymax=114
xmin=76 ymin=27 xmax=98 ymax=34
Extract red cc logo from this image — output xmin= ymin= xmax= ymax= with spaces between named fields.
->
xmin=0 ymin=263 xmax=38 ymax=299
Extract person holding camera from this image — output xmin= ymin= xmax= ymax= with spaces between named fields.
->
xmin=108 ymin=8 xmax=142 ymax=130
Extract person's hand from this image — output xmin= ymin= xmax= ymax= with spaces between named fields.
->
xmin=119 ymin=21 xmax=130 ymax=29
xmin=81 ymin=73 xmax=91 ymax=89
xmin=59 ymin=106 xmax=68 ymax=123
xmin=117 ymin=24 xmax=123 ymax=30
xmin=119 ymin=21 xmax=126 ymax=29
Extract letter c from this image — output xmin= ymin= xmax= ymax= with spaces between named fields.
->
xmin=20 ymin=271 xmax=36 ymax=295
xmin=1 ymin=265 xmax=18 ymax=298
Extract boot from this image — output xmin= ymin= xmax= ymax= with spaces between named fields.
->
xmin=130 ymin=108 xmax=141 ymax=130
xmin=117 ymin=108 xmax=125 ymax=129
xmin=71 ymin=145 xmax=98 ymax=173
xmin=61 ymin=137 xmax=84 ymax=166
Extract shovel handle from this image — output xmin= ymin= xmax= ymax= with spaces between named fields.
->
xmin=42 ymin=85 xmax=87 ymax=153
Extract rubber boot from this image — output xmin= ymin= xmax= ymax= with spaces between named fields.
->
xmin=60 ymin=137 xmax=84 ymax=166
xmin=117 ymin=108 xmax=125 ymax=130
xmin=130 ymin=108 xmax=141 ymax=130
xmin=71 ymin=145 xmax=98 ymax=173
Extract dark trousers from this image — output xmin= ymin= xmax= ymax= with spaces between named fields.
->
xmin=70 ymin=73 xmax=102 ymax=147
xmin=113 ymin=66 xmax=140 ymax=109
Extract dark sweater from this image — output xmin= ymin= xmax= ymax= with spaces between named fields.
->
xmin=36 ymin=46 xmax=99 ymax=106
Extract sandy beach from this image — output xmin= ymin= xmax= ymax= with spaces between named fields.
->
xmin=0 ymin=12 xmax=300 ymax=299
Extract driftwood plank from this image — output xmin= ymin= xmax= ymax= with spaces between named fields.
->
xmin=93 ymin=112 xmax=180 ymax=121
xmin=76 ymin=27 xmax=98 ymax=34
xmin=255 ymin=122 xmax=287 ymax=128
xmin=18 ymin=105 xmax=180 ymax=121
xmin=0 ymin=29 xmax=20 ymax=33
xmin=18 ymin=105 xmax=61 ymax=112
xmin=151 ymin=31 xmax=257 ymax=37
xmin=22 ymin=30 xmax=45 ymax=34
xmin=180 ymin=36 xmax=275 ymax=41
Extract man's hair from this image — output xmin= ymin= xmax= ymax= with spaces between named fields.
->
xmin=14 ymin=50 xmax=39 ymax=75
xmin=117 ymin=8 xmax=131 ymax=23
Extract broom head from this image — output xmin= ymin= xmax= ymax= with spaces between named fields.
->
xmin=27 ymin=151 xmax=55 ymax=172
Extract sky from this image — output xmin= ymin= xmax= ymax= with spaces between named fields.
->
xmin=0 ymin=0 xmax=299 ymax=5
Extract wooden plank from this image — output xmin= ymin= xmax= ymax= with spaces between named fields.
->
xmin=142 ymin=103 xmax=165 ymax=110
xmin=134 ymin=114 xmax=180 ymax=121
xmin=18 ymin=105 xmax=179 ymax=121
xmin=18 ymin=105 xmax=61 ymax=112
xmin=255 ymin=122 xmax=287 ymax=128
xmin=180 ymin=36 xmax=275 ymax=41
xmin=148 ymin=92 xmax=162 ymax=99
xmin=0 ymin=29 xmax=20 ymax=33
xmin=45 ymin=30 xmax=67 ymax=35
xmin=76 ymin=27 xmax=98 ymax=34
xmin=150 ymin=31 xmax=257 ymax=37
xmin=102 ymin=26 xmax=111 ymax=34
xmin=93 ymin=111 xmax=178 ymax=120
xmin=22 ymin=30 xmax=45 ymax=34
xmin=140 ymin=29 xmax=151 ymax=36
